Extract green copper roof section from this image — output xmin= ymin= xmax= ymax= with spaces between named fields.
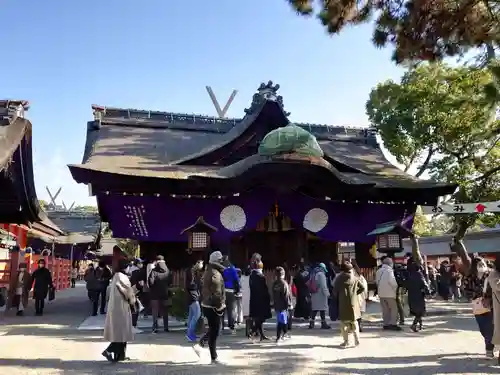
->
xmin=258 ymin=123 xmax=324 ymax=157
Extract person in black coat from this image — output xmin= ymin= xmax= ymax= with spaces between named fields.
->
xmin=95 ymin=261 xmax=113 ymax=314
xmin=406 ymin=260 xmax=430 ymax=332
xmin=292 ymin=264 xmax=311 ymax=320
xmin=249 ymin=259 xmax=271 ymax=341
xmin=272 ymin=266 xmax=292 ymax=342
xmin=148 ymin=255 xmax=172 ymax=333
xmin=31 ymin=258 xmax=54 ymax=316
xmin=129 ymin=259 xmax=145 ymax=327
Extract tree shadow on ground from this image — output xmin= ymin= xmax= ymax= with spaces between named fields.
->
xmin=1 ymin=312 xmax=479 ymax=348
xmin=0 ymin=349 xmax=313 ymax=375
xmin=321 ymin=353 xmax=500 ymax=374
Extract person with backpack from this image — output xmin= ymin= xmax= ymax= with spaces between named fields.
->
xmin=308 ymin=263 xmax=331 ymax=329
xmin=148 ymin=255 xmax=172 ymax=333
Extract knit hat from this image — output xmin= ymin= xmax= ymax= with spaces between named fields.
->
xmin=209 ymin=250 xmax=223 ymax=264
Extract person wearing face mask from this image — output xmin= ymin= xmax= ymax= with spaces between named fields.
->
xmin=31 ymin=259 xmax=54 ymax=316
xmin=11 ymin=263 xmax=31 ymax=316
xmin=463 ymin=257 xmax=495 ymax=359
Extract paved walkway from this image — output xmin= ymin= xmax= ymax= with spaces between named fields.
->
xmin=0 ymin=283 xmax=497 ymax=374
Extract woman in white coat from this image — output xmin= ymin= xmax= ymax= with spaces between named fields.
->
xmin=102 ymin=259 xmax=136 ymax=362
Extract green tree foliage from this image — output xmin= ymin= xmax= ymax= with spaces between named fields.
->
xmin=366 ymin=63 xmax=500 ymax=238
xmin=412 ymin=207 xmax=453 ymax=236
xmin=116 ymin=238 xmax=139 ymax=259
xmin=287 ymin=0 xmax=500 ymax=63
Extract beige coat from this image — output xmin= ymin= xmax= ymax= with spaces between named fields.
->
xmin=487 ymin=270 xmax=500 ymax=345
xmin=358 ymin=275 xmax=368 ymax=313
xmin=104 ymin=272 xmax=136 ymax=343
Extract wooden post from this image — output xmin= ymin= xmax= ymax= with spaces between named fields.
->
xmin=7 ymin=246 xmax=20 ymax=309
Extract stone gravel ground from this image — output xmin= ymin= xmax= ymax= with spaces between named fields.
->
xmin=0 ymin=283 xmax=498 ymax=375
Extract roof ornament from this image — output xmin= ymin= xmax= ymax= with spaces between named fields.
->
xmin=0 ymin=100 xmax=29 ymax=124
xmin=258 ymin=123 xmax=324 ymax=157
xmin=92 ymin=105 xmax=105 ymax=121
xmin=244 ymin=81 xmax=290 ymax=117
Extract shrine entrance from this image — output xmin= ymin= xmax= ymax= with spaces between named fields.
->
xmin=228 ymin=204 xmax=339 ymax=269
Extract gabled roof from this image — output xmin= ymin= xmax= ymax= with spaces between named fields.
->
xmin=0 ymin=100 xmax=64 ymax=234
xmin=68 ymin=81 xmax=457 ymax=204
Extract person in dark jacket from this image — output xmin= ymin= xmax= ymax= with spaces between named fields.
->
xmin=186 ymin=260 xmax=203 ymax=342
xmin=31 ymin=259 xmax=54 ymax=316
xmin=129 ymin=259 xmax=145 ymax=327
xmin=293 ymin=264 xmax=311 ymax=320
xmin=407 ymin=260 xmax=430 ymax=332
xmin=95 ymin=261 xmax=112 ymax=314
xmin=272 ymin=266 xmax=292 ymax=342
xmin=85 ymin=264 xmax=101 ymax=316
xmin=148 ymin=255 xmax=172 ymax=333
xmin=249 ymin=257 xmax=272 ymax=341
xmin=193 ymin=251 xmax=226 ymax=364
xmin=438 ymin=261 xmax=452 ymax=300
xmin=222 ymin=255 xmax=240 ymax=333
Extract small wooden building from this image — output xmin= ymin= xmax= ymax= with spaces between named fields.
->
xmin=68 ymin=82 xmax=456 ymax=269
xmin=402 ymin=229 xmax=500 ymax=264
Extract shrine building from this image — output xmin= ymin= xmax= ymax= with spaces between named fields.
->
xmin=68 ymin=82 xmax=456 ymax=269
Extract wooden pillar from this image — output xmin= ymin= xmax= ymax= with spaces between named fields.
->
xmin=7 ymin=246 xmax=21 ymax=309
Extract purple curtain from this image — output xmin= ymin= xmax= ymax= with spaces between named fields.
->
xmin=99 ymin=190 xmax=414 ymax=243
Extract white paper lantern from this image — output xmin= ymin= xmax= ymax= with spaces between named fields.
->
xmin=220 ymin=205 xmax=247 ymax=232
xmin=303 ymin=208 xmax=328 ymax=233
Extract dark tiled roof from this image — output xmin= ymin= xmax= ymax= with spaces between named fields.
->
xmin=0 ymin=100 xmax=66 ymax=233
xmin=47 ymin=211 xmax=101 ymax=235
xmin=69 ymin=81 xmax=456 ymax=196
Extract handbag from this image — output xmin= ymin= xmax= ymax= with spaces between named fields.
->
xmin=472 ymin=277 xmax=491 ymax=315
xmin=48 ymin=287 xmax=56 ymax=301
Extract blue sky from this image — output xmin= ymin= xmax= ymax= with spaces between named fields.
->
xmin=1 ymin=0 xmax=403 ymax=206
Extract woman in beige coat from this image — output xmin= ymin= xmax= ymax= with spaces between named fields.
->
xmin=102 ymin=259 xmax=136 ymax=362
xmin=487 ymin=257 xmax=500 ymax=365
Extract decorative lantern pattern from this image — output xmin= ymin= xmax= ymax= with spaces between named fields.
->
xmin=181 ymin=216 xmax=218 ymax=253
xmin=368 ymin=220 xmax=412 ymax=256
xmin=191 ymin=232 xmax=208 ymax=249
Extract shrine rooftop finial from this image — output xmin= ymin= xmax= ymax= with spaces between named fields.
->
xmin=244 ymin=81 xmax=290 ymax=117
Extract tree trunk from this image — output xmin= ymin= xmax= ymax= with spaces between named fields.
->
xmin=451 ymin=220 xmax=472 ymax=275
xmin=410 ymin=235 xmax=424 ymax=268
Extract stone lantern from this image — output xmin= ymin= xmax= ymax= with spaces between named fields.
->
xmin=181 ymin=216 xmax=217 ymax=254
xmin=367 ymin=220 xmax=413 ymax=259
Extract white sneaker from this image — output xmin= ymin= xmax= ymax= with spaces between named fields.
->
xmin=211 ymin=358 xmax=223 ymax=365
xmin=133 ymin=327 xmax=143 ymax=334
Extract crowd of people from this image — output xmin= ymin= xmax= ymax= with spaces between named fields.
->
xmin=374 ymin=239 xmax=500 ymax=365
xmin=82 ymin=241 xmax=500 ymax=366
